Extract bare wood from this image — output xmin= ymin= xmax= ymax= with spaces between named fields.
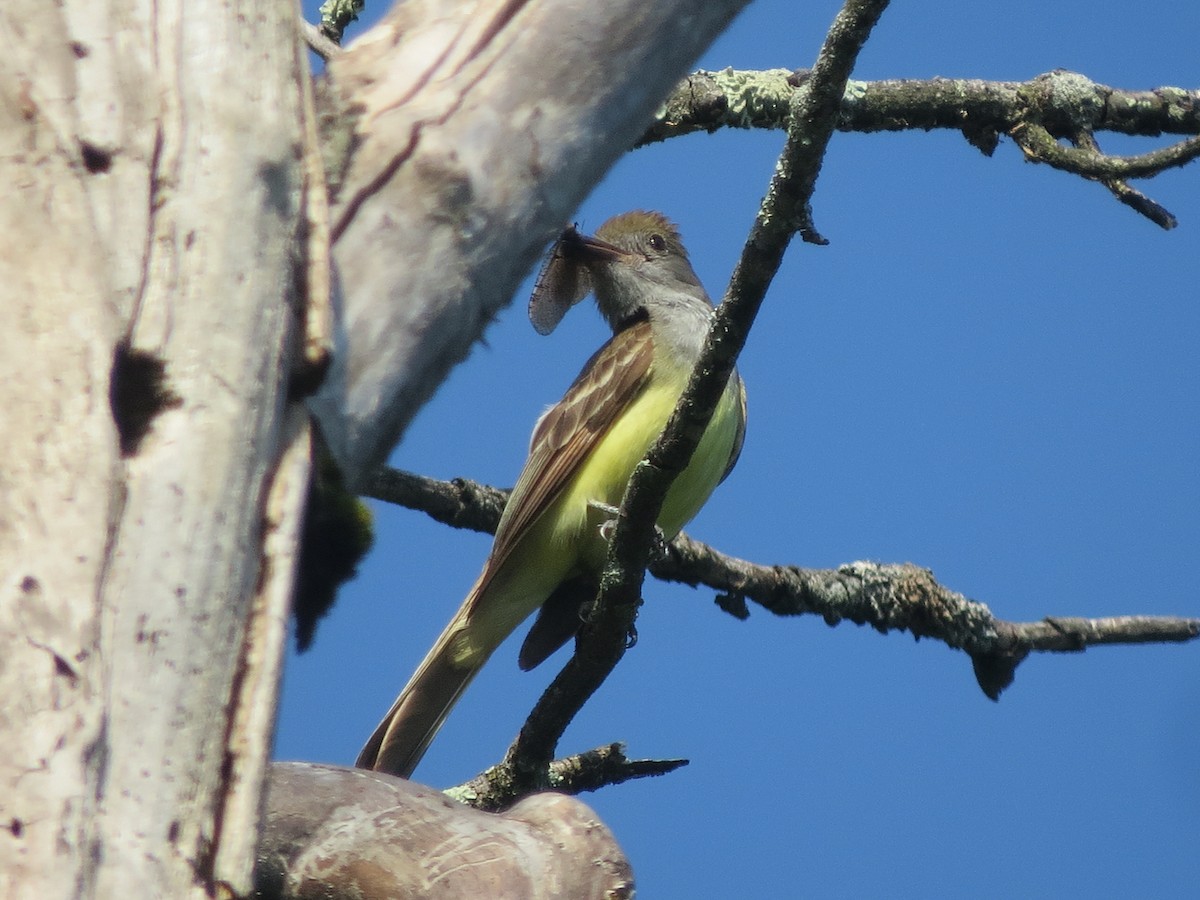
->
xmin=256 ymin=762 xmax=633 ymax=899
xmin=0 ymin=1 xmax=308 ymax=896
xmin=212 ymin=410 xmax=313 ymax=882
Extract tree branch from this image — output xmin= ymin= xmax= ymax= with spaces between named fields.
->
xmin=300 ymin=20 xmax=343 ymax=62
xmin=1009 ymin=122 xmax=1200 ymax=229
xmin=643 ymin=70 xmax=1200 ymax=143
xmin=641 ymin=68 xmax=1200 ymax=228
xmin=656 ymin=537 xmax=1199 ymax=699
xmin=1061 ymin=128 xmax=1179 ymax=229
xmin=367 ymin=467 xmax=1200 ymax=705
xmin=445 ymin=744 xmax=688 ymax=812
xmin=468 ymin=0 xmax=893 ymax=798
xmin=257 ymin=762 xmax=633 ymax=898
xmin=1011 ymin=124 xmax=1200 ymax=180
xmin=368 ymin=466 xmax=508 ymax=534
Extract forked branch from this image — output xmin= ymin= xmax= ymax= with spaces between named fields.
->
xmin=643 ymin=68 xmax=1200 ymax=228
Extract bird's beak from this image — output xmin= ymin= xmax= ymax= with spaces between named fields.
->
xmin=558 ymin=226 xmax=627 ymax=263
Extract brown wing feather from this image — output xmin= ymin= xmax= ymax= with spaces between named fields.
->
xmin=476 ymin=319 xmax=654 ymax=595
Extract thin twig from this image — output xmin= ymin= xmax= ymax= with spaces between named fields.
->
xmin=445 ymin=744 xmax=688 ymax=812
xmin=1010 ymin=123 xmax=1200 ymax=229
xmin=363 ymin=0 xmax=896 ymax=799
xmin=1067 ymin=129 xmax=1177 ymax=230
xmin=1012 ymin=124 xmax=1200 ymax=180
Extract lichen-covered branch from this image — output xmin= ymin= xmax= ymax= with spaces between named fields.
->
xmin=644 ymin=70 xmax=1200 ymax=143
xmin=1008 ymin=121 xmax=1200 ymax=229
xmin=642 ymin=68 xmax=1200 ymax=228
xmin=366 ymin=466 xmax=1200 ymax=708
xmin=317 ymin=0 xmax=364 ymax=44
xmin=658 ymin=535 xmax=1200 ymax=699
xmin=1062 ymin=129 xmax=1180 ymax=229
xmin=445 ymin=744 xmax=688 ymax=812
xmin=1011 ymin=124 xmax=1200 ymax=180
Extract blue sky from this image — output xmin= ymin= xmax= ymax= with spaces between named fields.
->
xmin=282 ymin=2 xmax=1199 ymax=896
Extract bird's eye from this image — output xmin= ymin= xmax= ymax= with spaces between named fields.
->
xmin=647 ymin=233 xmax=667 ymax=253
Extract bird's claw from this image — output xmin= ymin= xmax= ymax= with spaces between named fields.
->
xmin=589 ymin=500 xmax=622 ymax=542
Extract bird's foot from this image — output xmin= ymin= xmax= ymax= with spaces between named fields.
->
xmin=588 ymin=499 xmax=668 ymax=560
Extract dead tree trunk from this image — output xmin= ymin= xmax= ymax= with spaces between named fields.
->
xmin=0 ymin=1 xmax=309 ymax=895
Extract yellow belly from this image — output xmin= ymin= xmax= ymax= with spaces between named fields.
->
xmin=557 ymin=364 xmax=741 ymax=571
xmin=455 ymin=363 xmax=741 ymax=664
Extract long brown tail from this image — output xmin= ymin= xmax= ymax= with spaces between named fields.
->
xmin=355 ymin=606 xmax=490 ymax=778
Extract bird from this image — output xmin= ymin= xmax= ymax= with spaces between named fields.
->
xmin=356 ymin=210 xmax=747 ymax=778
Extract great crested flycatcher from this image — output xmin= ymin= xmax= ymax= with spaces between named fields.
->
xmin=357 ymin=210 xmax=747 ymax=778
